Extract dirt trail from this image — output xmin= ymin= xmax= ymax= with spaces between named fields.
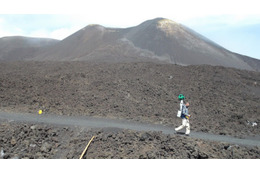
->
xmin=1 ymin=111 xmax=259 ymax=147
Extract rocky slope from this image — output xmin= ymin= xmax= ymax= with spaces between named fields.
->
xmin=0 ymin=61 xmax=259 ymax=138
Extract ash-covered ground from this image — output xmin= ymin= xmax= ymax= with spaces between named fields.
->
xmin=0 ymin=61 xmax=259 ymax=159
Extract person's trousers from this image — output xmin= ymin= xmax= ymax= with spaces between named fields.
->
xmin=175 ymin=118 xmax=190 ymax=134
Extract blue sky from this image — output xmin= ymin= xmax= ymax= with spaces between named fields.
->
xmin=0 ymin=0 xmax=259 ymax=59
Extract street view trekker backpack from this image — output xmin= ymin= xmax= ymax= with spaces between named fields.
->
xmin=177 ymin=94 xmax=185 ymax=117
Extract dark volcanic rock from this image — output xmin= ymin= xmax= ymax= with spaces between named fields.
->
xmin=0 ymin=61 xmax=259 ymax=138
xmin=0 ymin=121 xmax=259 ymax=159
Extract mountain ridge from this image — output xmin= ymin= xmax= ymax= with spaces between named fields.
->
xmin=0 ymin=18 xmax=259 ymax=71
xmin=0 ymin=36 xmax=59 ymax=61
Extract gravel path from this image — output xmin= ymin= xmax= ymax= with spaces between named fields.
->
xmin=1 ymin=111 xmax=259 ymax=147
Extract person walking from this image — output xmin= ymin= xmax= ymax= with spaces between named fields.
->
xmin=175 ymin=102 xmax=191 ymax=136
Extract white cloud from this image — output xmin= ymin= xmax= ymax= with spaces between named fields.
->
xmin=18 ymin=24 xmax=83 ymax=40
xmin=49 ymin=27 xmax=80 ymax=40
xmin=29 ymin=29 xmax=49 ymax=38
xmin=1 ymin=0 xmax=260 ymax=23
xmin=0 ymin=24 xmax=23 ymax=38
xmin=0 ymin=29 xmax=12 ymax=38
xmin=180 ymin=14 xmax=260 ymax=37
xmin=0 ymin=15 xmax=85 ymax=39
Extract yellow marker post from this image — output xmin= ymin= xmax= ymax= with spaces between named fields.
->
xmin=38 ymin=110 xmax=42 ymax=115
xmin=79 ymin=136 xmax=95 ymax=159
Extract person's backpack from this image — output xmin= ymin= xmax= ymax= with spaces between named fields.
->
xmin=177 ymin=100 xmax=184 ymax=118
xmin=177 ymin=110 xmax=181 ymax=117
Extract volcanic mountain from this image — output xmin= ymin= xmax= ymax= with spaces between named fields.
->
xmin=0 ymin=36 xmax=58 ymax=61
xmin=1 ymin=18 xmax=259 ymax=71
